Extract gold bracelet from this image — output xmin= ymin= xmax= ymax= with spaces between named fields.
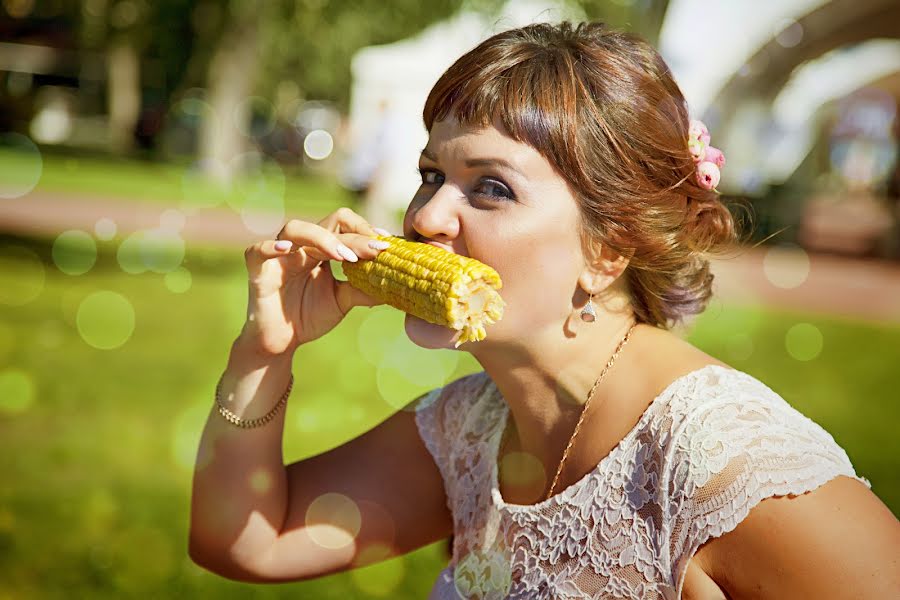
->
xmin=215 ymin=373 xmax=294 ymax=429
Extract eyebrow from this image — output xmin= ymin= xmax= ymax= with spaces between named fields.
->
xmin=420 ymin=147 xmax=524 ymax=176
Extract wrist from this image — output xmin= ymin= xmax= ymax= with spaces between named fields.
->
xmin=232 ymin=327 xmax=297 ymax=364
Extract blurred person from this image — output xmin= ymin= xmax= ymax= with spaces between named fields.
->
xmin=340 ymin=98 xmax=409 ymax=230
xmin=189 ymin=22 xmax=900 ymax=599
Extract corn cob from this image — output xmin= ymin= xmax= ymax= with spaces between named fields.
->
xmin=341 ymin=235 xmax=505 ymax=348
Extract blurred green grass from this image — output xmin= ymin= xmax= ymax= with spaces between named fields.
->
xmin=0 ymin=147 xmax=355 ymax=217
xmin=1 ymin=235 xmax=897 ymax=598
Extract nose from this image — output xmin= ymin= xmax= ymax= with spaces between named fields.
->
xmin=405 ymin=188 xmax=461 ymax=243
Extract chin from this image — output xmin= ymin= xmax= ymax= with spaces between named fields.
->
xmin=403 ymin=313 xmax=463 ymax=350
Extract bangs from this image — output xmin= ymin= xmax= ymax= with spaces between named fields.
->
xmin=422 ymin=45 xmax=583 ymax=171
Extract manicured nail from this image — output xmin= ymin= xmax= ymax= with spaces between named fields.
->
xmin=336 ymin=243 xmax=358 ymax=262
xmin=368 ymin=240 xmax=390 ymax=250
xmin=373 ymin=227 xmax=392 ymax=236
xmin=274 ymin=240 xmax=292 ymax=251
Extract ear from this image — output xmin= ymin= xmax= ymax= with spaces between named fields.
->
xmin=578 ymin=243 xmax=632 ymax=295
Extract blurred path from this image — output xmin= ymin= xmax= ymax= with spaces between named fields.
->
xmin=0 ymin=190 xmax=288 ymax=248
xmin=2 ymin=191 xmax=899 ymax=323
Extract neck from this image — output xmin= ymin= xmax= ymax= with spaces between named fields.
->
xmin=471 ymin=311 xmax=640 ymax=472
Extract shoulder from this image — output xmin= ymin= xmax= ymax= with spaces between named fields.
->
xmin=668 ymin=367 xmax=869 ymax=492
xmin=698 ymin=473 xmax=900 ymax=599
xmin=664 ymin=366 xmax=878 ymax=596
xmin=667 ymin=366 xmax=871 ymax=506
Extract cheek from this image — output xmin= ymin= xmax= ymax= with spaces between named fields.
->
xmin=495 ymin=241 xmax=581 ymax=316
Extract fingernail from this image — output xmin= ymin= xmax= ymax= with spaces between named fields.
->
xmin=336 ymin=243 xmax=358 ymax=262
xmin=368 ymin=240 xmax=390 ymax=251
xmin=274 ymin=240 xmax=292 ymax=251
xmin=373 ymin=227 xmax=392 ymax=236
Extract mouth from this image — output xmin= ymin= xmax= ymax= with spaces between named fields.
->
xmin=425 ymin=240 xmax=456 ymax=254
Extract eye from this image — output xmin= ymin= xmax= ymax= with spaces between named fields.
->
xmin=416 ymin=167 xmax=443 ymax=186
xmin=474 ymin=178 xmax=514 ymax=201
xmin=416 ymin=167 xmax=515 ymax=201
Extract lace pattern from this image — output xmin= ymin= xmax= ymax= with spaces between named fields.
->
xmin=413 ymin=365 xmax=872 ymax=599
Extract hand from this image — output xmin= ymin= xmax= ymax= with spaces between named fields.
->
xmin=239 ymin=207 xmax=391 ymax=356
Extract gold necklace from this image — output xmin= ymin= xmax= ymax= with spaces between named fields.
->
xmin=498 ymin=321 xmax=639 ymax=502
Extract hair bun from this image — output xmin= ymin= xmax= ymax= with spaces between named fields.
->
xmin=682 ymin=189 xmax=737 ymax=254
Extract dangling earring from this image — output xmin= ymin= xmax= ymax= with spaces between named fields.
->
xmin=580 ymin=293 xmax=597 ymax=323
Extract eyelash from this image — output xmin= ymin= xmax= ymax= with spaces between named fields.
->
xmin=415 ymin=167 xmax=515 ymax=201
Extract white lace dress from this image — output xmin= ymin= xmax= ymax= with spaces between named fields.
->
xmin=413 ymin=364 xmax=872 ymax=600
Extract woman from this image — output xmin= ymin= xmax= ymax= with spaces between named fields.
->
xmin=189 ymin=21 xmax=900 ymax=599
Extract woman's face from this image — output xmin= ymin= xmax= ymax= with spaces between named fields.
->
xmin=401 ymin=114 xmax=590 ymax=351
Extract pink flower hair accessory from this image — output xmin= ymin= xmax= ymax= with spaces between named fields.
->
xmin=688 ymin=119 xmax=725 ymax=192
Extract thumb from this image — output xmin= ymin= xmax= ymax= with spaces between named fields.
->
xmin=334 ymin=278 xmax=386 ymax=316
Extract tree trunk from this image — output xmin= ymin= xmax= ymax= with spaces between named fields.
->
xmin=199 ymin=21 xmax=259 ymax=183
xmin=107 ymin=36 xmax=140 ymax=154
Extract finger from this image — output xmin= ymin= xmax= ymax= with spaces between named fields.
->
xmin=244 ymin=239 xmax=295 ymax=273
xmin=275 ymin=219 xmax=362 ymax=263
xmin=334 ymin=231 xmax=394 ymax=262
xmin=318 ymin=206 xmax=385 ymax=237
xmin=334 ymin=278 xmax=386 ymax=315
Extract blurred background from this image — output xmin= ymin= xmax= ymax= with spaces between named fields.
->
xmin=0 ymin=0 xmax=898 ymax=597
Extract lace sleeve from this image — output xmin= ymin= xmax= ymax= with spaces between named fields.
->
xmin=666 ymin=387 xmax=872 ymax=598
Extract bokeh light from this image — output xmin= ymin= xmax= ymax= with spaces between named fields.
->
xmin=141 ymin=229 xmax=186 ymax=273
xmin=304 ymin=129 xmax=334 ymax=160
xmin=305 ymin=492 xmax=361 ymax=550
xmin=117 ymin=229 xmax=185 ymax=274
xmin=356 ymin=499 xmax=397 ymax=551
xmin=52 ymin=229 xmax=98 ymax=275
xmin=454 ymin=549 xmax=512 ymax=599
xmin=0 ymin=245 xmax=45 ymax=306
xmin=0 ymin=368 xmax=35 ymax=414
xmin=164 ymin=267 xmax=192 ymax=294
xmin=35 ymin=319 xmax=65 ymax=350
xmin=376 ymin=365 xmax=433 ymax=411
xmin=382 ymin=335 xmax=458 ymax=389
xmin=785 ymin=323 xmax=824 ymax=361
xmin=76 ymin=291 xmax=136 ymax=350
xmin=774 ymin=18 xmax=803 ymax=48
xmin=249 ymin=467 xmax=273 ymax=494
xmin=294 ymin=405 xmax=321 ymax=433
xmin=159 ymin=208 xmax=186 ymax=232
xmin=234 ymin=96 xmax=276 ymax=138
xmin=30 ymin=89 xmax=73 ymax=144
xmin=94 ymin=217 xmax=118 ymax=240
xmin=235 ymin=154 xmax=286 ymax=236
xmin=350 ymin=543 xmax=405 ymax=596
xmin=117 ymin=231 xmax=149 ymax=274
xmin=0 ymin=132 xmax=43 ymax=199
xmin=762 ymin=245 xmax=810 ymax=289
xmin=240 ymin=194 xmax=284 ymax=236
xmin=180 ymin=159 xmax=230 ymax=212
xmin=357 ymin=307 xmax=403 ymax=366
xmin=172 ymin=401 xmax=213 ymax=471
xmin=498 ymin=451 xmax=547 ymax=491
xmin=3 ymin=0 xmax=35 ymax=19
xmin=359 ymin=307 xmax=458 ymax=409
xmin=0 ymin=320 xmax=14 ymax=362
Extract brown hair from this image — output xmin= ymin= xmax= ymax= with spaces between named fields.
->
xmin=422 ymin=21 xmax=745 ymax=329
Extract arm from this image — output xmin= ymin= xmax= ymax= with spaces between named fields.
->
xmin=188 ymin=337 xmax=453 ymax=583
xmin=698 ymin=475 xmax=900 ymax=599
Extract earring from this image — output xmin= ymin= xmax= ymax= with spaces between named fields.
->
xmin=580 ymin=293 xmax=597 ymax=323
